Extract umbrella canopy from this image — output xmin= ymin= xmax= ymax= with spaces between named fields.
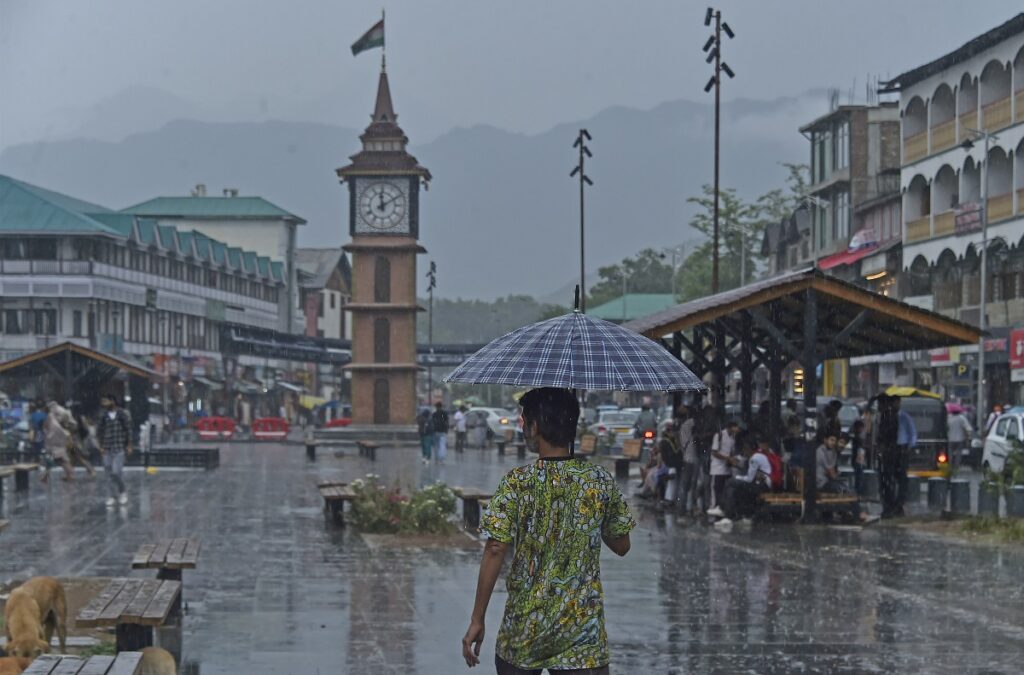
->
xmin=885 ymin=385 xmax=942 ymax=400
xmin=444 ymin=311 xmax=704 ymax=392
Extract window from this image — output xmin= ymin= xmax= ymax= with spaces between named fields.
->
xmin=374 ymin=256 xmax=391 ymax=303
xmin=34 ymin=309 xmax=56 ymax=335
xmin=72 ymin=310 xmax=82 ymax=337
xmin=835 ymin=121 xmax=849 ymax=170
xmin=374 ymin=317 xmax=390 ymax=363
xmin=3 ymin=310 xmax=23 ymax=334
xmin=996 ymin=417 xmax=1009 ymax=437
xmin=330 ymin=293 xmax=336 ymax=310
xmin=834 ymin=191 xmax=849 ymax=240
xmin=1008 ymin=418 xmax=1020 ymax=441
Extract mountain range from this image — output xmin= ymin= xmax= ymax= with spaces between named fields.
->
xmin=0 ymin=86 xmax=824 ymax=299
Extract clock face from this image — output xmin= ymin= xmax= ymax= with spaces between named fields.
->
xmin=358 ymin=181 xmax=408 ymax=231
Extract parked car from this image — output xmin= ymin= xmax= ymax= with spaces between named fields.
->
xmin=982 ymin=411 xmax=1024 ymax=474
xmin=587 ymin=410 xmax=640 ymax=448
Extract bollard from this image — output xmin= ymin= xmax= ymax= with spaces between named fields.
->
xmin=306 ymin=443 xmax=316 ymax=462
xmin=905 ymin=475 xmax=922 ymax=503
xmin=977 ymin=482 xmax=999 ymax=516
xmin=949 ymin=479 xmax=970 ymax=515
xmin=1010 ymin=485 xmax=1024 ymax=518
xmin=862 ymin=469 xmax=879 ymax=501
xmin=927 ymin=477 xmax=948 ymax=510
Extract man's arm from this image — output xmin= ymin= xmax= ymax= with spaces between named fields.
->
xmin=602 ymin=533 xmax=630 ymax=556
xmin=462 ymin=538 xmax=508 ymax=667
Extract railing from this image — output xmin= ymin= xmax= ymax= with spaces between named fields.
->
xmin=903 ymin=131 xmax=928 ymax=163
xmin=959 ymin=110 xmax=978 ymax=139
xmin=933 ymin=210 xmax=955 ymax=237
xmin=1017 ymin=90 xmax=1024 ymax=123
xmin=988 ymin=192 xmax=1013 ymax=223
xmin=983 ymin=96 xmax=1012 ymax=132
xmin=0 ymin=260 xmax=92 ymax=274
xmin=906 ymin=215 xmax=932 ymax=242
xmin=870 ymin=173 xmax=900 ymax=200
xmin=930 ymin=119 xmax=956 ymax=153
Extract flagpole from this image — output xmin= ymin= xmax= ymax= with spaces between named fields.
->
xmin=381 ymin=8 xmax=386 ymax=71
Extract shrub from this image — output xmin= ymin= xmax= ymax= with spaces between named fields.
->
xmin=349 ymin=475 xmax=458 ymax=535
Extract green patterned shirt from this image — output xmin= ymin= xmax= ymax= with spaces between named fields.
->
xmin=481 ymin=457 xmax=635 ymax=670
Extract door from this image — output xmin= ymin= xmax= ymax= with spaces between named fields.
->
xmin=373 ymin=378 xmax=390 ymax=425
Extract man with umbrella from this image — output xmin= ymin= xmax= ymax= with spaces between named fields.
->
xmin=461 ymin=387 xmax=634 ymax=673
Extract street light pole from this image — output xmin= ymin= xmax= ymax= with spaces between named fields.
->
xmin=426 ymin=261 xmax=437 ymax=403
xmin=703 ymin=7 xmax=735 ymax=294
xmin=571 ymin=130 xmax=593 ymax=311
xmin=963 ymin=128 xmax=993 ymax=431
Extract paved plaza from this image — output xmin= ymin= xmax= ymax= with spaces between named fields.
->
xmin=2 ymin=443 xmax=1024 ymax=674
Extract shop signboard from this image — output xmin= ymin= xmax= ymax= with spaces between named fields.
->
xmin=1010 ymin=329 xmax=1024 ymax=381
xmin=955 ymin=202 xmax=983 ymax=235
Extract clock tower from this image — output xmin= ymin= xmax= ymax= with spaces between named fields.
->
xmin=338 ymin=66 xmax=430 ymax=428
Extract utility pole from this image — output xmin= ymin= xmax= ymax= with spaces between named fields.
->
xmin=703 ymin=8 xmax=735 ymax=294
xmin=571 ymin=129 xmax=593 ymax=311
xmin=962 ymin=128 xmax=993 ymax=431
xmin=426 ymin=260 xmax=437 ymax=403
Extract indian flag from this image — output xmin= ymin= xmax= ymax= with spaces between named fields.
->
xmin=351 ymin=19 xmax=384 ymax=56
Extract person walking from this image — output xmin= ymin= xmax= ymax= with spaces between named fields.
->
xmin=43 ymin=401 xmax=77 ymax=481
xmin=431 ymin=401 xmax=449 ymax=464
xmin=67 ymin=407 xmax=97 ymax=477
xmin=454 ymin=405 xmax=468 ymax=453
xmin=675 ymin=405 xmax=699 ymax=515
xmin=875 ymin=395 xmax=900 ymax=518
xmin=417 ymin=407 xmax=435 ymax=465
xmin=634 ymin=404 xmax=657 ymax=439
xmin=706 ymin=419 xmax=740 ymax=517
xmin=462 ymin=387 xmax=633 ymax=674
xmin=97 ymin=395 xmax=133 ymax=507
xmin=848 ymin=420 xmax=866 ymax=497
xmin=947 ymin=407 xmax=973 ymax=471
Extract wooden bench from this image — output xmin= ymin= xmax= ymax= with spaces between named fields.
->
xmin=132 ymin=538 xmax=200 ymax=616
xmin=22 ymin=652 xmax=145 ymax=675
xmin=356 ymin=440 xmax=380 ymax=461
xmin=757 ymin=467 xmax=859 ymax=519
xmin=608 ymin=439 xmax=643 ymax=479
xmin=0 ymin=466 xmax=12 ymax=499
xmin=453 ymin=487 xmax=494 ymax=530
xmin=77 ymin=577 xmax=181 ymax=652
xmin=577 ymin=434 xmax=597 ymax=457
xmin=496 ymin=429 xmax=515 ymax=456
xmin=319 ymin=484 xmax=356 ymax=525
xmin=11 ymin=462 xmax=39 ymax=491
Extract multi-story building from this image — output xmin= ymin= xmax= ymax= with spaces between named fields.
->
xmin=0 ymin=174 xmax=292 ymax=413
xmin=883 ymin=13 xmax=1024 ymax=406
xmin=296 ymin=247 xmax=352 ymax=340
xmin=123 ymin=186 xmax=305 ymax=333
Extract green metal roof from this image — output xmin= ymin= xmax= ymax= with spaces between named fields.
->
xmin=270 ymin=261 xmax=284 ymax=282
xmin=122 ymin=196 xmax=305 ymax=223
xmin=0 ymin=175 xmax=120 ymax=236
xmin=588 ymin=294 xmax=677 ymax=323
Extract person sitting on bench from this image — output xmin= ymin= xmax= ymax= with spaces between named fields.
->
xmin=719 ymin=436 xmax=771 ymax=523
xmin=816 ymin=432 xmax=847 ymax=493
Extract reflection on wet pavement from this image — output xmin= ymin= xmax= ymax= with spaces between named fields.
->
xmin=2 ymin=443 xmax=1023 ymax=673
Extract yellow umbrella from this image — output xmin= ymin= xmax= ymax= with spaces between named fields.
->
xmin=885 ymin=385 xmax=941 ymax=400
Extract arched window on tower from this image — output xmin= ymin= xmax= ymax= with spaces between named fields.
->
xmin=374 ymin=317 xmax=390 ymax=363
xmin=374 ymin=256 xmax=391 ymax=303
xmin=373 ymin=378 xmax=390 ymax=424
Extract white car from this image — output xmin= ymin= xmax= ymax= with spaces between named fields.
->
xmin=466 ymin=407 xmax=519 ymax=441
xmin=982 ymin=412 xmax=1024 ymax=473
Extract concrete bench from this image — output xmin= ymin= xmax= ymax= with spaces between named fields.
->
xmin=453 ymin=487 xmax=494 ymax=530
xmin=77 ymin=577 xmax=181 ymax=652
xmin=319 ymin=483 xmax=356 ymax=525
xmin=607 ymin=439 xmax=643 ymax=479
xmin=356 ymin=440 xmax=380 ymax=461
xmin=22 ymin=652 xmax=145 ymax=674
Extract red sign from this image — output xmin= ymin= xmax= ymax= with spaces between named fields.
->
xmin=1011 ymin=329 xmax=1024 ymax=370
xmin=955 ymin=203 xmax=983 ymax=235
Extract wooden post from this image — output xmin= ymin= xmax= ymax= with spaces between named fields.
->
xmin=739 ymin=314 xmax=753 ymax=428
xmin=802 ymin=287 xmax=820 ymax=523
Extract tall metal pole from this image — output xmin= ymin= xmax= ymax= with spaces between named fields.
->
xmin=977 ymin=132 xmax=989 ymax=432
xmin=426 ymin=261 xmax=437 ymax=403
xmin=712 ymin=10 xmax=721 ymax=294
xmin=571 ymin=130 xmax=593 ymax=311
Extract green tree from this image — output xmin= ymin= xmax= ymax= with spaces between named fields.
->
xmin=587 ymin=248 xmax=674 ymax=307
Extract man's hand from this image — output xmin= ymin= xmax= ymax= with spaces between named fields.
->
xmin=462 ymin=619 xmax=484 ymax=667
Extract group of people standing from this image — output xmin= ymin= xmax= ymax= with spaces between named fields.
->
xmin=416 ymin=402 xmax=462 ymax=465
xmin=26 ymin=395 xmax=134 ymax=507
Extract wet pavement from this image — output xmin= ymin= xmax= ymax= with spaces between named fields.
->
xmin=2 ymin=442 xmax=1024 ymax=674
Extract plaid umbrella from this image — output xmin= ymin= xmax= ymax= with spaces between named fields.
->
xmin=444 ymin=311 xmax=704 ymax=391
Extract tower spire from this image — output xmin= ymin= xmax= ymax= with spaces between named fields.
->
xmin=372 ymin=67 xmax=397 ymax=123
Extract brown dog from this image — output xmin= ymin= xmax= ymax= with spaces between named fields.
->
xmin=0 ymin=657 xmax=33 ymax=675
xmin=140 ymin=647 xmax=177 ymax=675
xmin=3 ymin=576 xmax=67 ymax=658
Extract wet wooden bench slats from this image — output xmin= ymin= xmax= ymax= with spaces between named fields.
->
xmin=77 ymin=578 xmax=128 ymax=627
xmin=76 ymin=578 xmax=181 ymax=628
xmin=122 ymin=579 xmax=164 ymax=622
xmin=164 ymin=538 xmax=188 ymax=567
xmin=141 ymin=580 xmax=181 ymax=625
xmin=98 ymin=578 xmax=145 ymax=623
xmin=22 ymin=653 xmax=143 ymax=675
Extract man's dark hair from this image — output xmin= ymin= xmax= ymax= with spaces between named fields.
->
xmin=519 ymin=387 xmax=580 ymax=447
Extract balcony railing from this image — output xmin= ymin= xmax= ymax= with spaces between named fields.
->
xmin=933 ymin=210 xmax=955 ymax=237
xmin=959 ymin=110 xmax=978 ymax=139
xmin=988 ymin=192 xmax=1013 ymax=223
xmin=983 ymin=96 xmax=1012 ymax=132
xmin=0 ymin=260 xmax=92 ymax=274
xmin=931 ymin=119 xmax=956 ymax=153
xmin=903 ymin=131 xmax=928 ymax=163
xmin=906 ymin=215 xmax=931 ymax=242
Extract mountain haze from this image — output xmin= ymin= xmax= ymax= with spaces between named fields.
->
xmin=0 ymin=89 xmax=821 ymax=299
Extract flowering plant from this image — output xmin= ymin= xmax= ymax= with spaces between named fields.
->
xmin=349 ymin=475 xmax=458 ymax=534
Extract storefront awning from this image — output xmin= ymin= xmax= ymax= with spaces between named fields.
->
xmin=818 ymin=246 xmax=877 ymax=270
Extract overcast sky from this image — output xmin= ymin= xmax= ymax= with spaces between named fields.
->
xmin=2 ymin=1 xmax=1023 ymax=150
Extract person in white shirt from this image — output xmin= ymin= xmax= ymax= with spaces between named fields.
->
xmin=706 ymin=420 xmax=740 ymax=517
xmin=947 ymin=409 xmax=974 ymax=470
xmin=454 ymin=406 xmax=468 ymax=452
xmin=720 ymin=436 xmax=771 ymax=522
